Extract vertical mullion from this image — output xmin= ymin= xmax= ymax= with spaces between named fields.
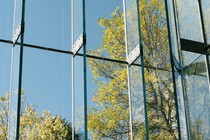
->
xmin=16 ymin=0 xmax=25 ymax=138
xmin=82 ymin=0 xmax=87 ymax=139
xmin=206 ymin=50 xmax=210 ymax=92
xmin=164 ymin=0 xmax=182 ymax=139
xmin=172 ymin=0 xmax=191 ymax=139
xmin=7 ymin=0 xmax=26 ymax=138
xmin=198 ymin=0 xmax=210 ymax=93
xmin=71 ymin=0 xmax=75 ymax=139
xmin=136 ymin=0 xmax=149 ymax=139
xmin=123 ymin=0 xmax=133 ymax=139
xmin=15 ymin=0 xmax=25 ymax=139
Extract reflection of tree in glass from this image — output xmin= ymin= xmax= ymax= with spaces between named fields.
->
xmin=88 ymin=0 xmax=179 ymax=139
xmin=0 ymin=92 xmax=79 ymax=140
xmin=185 ymin=56 xmax=210 ymax=140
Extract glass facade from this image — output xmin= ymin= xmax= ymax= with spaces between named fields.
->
xmin=0 ymin=0 xmax=209 ymax=140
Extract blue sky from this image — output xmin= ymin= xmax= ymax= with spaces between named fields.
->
xmin=0 ymin=0 xmax=123 ymax=137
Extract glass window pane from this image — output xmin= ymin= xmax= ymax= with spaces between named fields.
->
xmin=185 ymin=55 xmax=210 ymax=139
xmin=25 ymin=0 xmax=71 ymax=50
xmin=8 ymin=44 xmax=21 ymax=140
xmin=20 ymin=48 xmax=72 ymax=139
xmin=86 ymin=0 xmax=124 ymax=61
xmin=0 ymin=43 xmax=11 ymax=140
xmin=140 ymin=0 xmax=171 ymax=69
xmin=130 ymin=62 xmax=146 ymax=139
xmin=175 ymin=72 xmax=188 ymax=140
xmin=74 ymin=55 xmax=85 ymax=139
xmin=201 ymin=0 xmax=210 ymax=44
xmin=13 ymin=0 xmax=22 ymax=31
xmin=145 ymin=68 xmax=178 ymax=139
xmin=125 ymin=0 xmax=140 ymax=55
xmin=0 ymin=0 xmax=14 ymax=40
xmin=176 ymin=0 xmax=204 ymax=42
xmin=182 ymin=51 xmax=201 ymax=68
xmin=87 ymin=58 xmax=129 ymax=139
xmin=167 ymin=0 xmax=179 ymax=60
xmin=73 ymin=0 xmax=83 ymax=43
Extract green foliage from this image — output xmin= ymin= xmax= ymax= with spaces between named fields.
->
xmin=0 ymin=93 xmax=73 ymax=140
xmin=88 ymin=0 xmax=179 ymax=139
xmin=0 ymin=92 xmax=9 ymax=140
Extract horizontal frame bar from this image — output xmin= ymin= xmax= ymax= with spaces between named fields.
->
xmin=0 ymin=39 xmax=173 ymax=72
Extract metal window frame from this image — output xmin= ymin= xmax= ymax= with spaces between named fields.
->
xmin=7 ymin=0 xmax=25 ymax=139
xmin=71 ymin=0 xmax=87 ymax=139
xmin=123 ymin=0 xmax=149 ymax=139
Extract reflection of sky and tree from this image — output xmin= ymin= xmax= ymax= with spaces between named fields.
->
xmin=0 ymin=0 xmax=210 ymax=140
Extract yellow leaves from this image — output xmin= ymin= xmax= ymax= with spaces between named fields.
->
xmin=95 ymin=7 xmax=126 ymax=61
xmin=87 ymin=1 xmax=177 ymax=139
xmin=91 ymin=68 xmax=127 ymax=106
xmin=18 ymin=105 xmax=70 ymax=139
xmin=88 ymin=105 xmax=129 ymax=139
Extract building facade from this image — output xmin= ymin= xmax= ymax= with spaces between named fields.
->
xmin=0 ymin=0 xmax=210 ymax=139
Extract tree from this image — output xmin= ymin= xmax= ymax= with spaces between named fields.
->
xmin=88 ymin=0 xmax=179 ymax=139
xmin=0 ymin=92 xmax=9 ymax=140
xmin=0 ymin=92 xmax=74 ymax=140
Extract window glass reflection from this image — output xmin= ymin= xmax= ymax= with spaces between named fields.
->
xmin=145 ymin=68 xmax=178 ymax=139
xmin=185 ymin=55 xmax=210 ymax=139
xmin=74 ymin=55 xmax=85 ymax=139
xmin=87 ymin=58 xmax=129 ymax=139
xmin=8 ymin=44 xmax=21 ymax=140
xmin=0 ymin=0 xmax=14 ymax=40
xmin=176 ymin=0 xmax=203 ymax=42
xmin=130 ymin=62 xmax=146 ymax=139
xmin=201 ymin=0 xmax=210 ymax=44
xmin=86 ymin=0 xmax=124 ymax=61
xmin=20 ymin=48 xmax=72 ymax=139
xmin=25 ymin=0 xmax=71 ymax=50
xmin=140 ymin=0 xmax=171 ymax=69
xmin=0 ymin=44 xmax=11 ymax=140
xmin=175 ymin=72 xmax=188 ymax=140
xmin=125 ymin=0 xmax=140 ymax=55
